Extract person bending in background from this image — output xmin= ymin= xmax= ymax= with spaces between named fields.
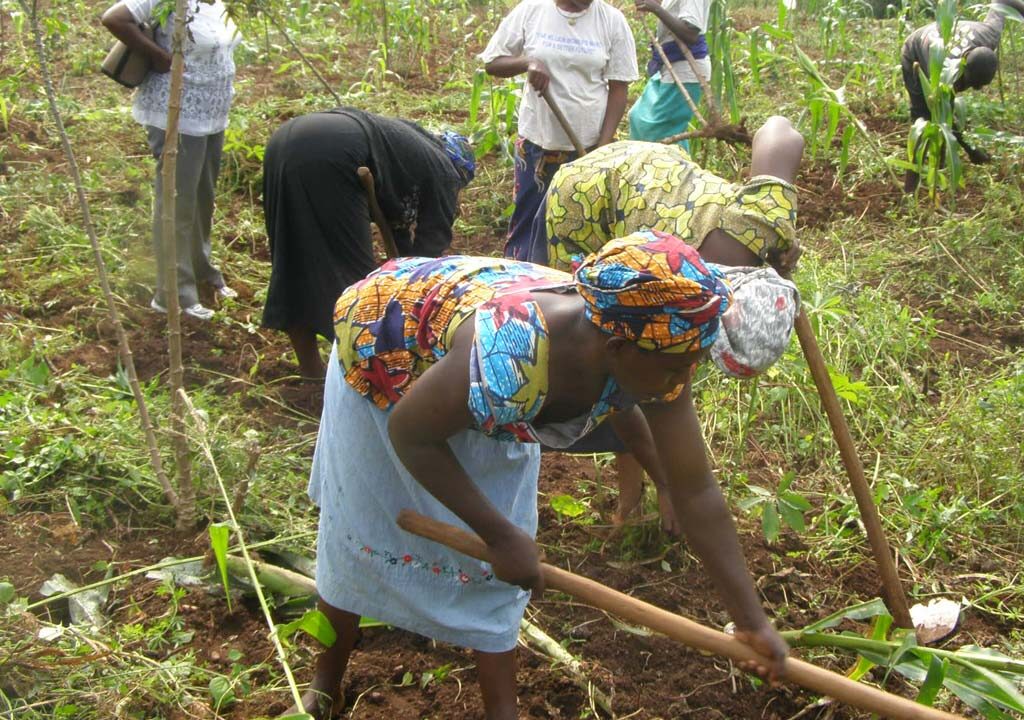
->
xmin=527 ymin=116 xmax=805 ymax=532
xmin=259 ymin=108 xmax=475 ymax=378
xmin=479 ymin=0 xmax=639 ymax=261
xmin=629 ymin=0 xmax=712 ymax=150
xmin=901 ymin=0 xmax=1024 ymax=192
xmin=286 ymin=233 xmax=787 ymax=719
xmin=102 ymin=0 xmax=241 ymax=320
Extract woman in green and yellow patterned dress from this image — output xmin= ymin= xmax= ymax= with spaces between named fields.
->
xmin=524 ymin=116 xmax=804 ymax=533
xmin=527 ymin=116 xmax=804 ymax=274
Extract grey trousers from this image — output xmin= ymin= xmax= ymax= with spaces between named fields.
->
xmin=146 ymin=125 xmax=226 ymax=307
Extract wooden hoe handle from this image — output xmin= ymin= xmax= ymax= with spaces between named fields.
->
xmin=540 ymin=86 xmax=587 ymax=156
xmin=396 ymin=510 xmax=963 ymax=720
xmin=357 ymin=166 xmax=400 ymax=260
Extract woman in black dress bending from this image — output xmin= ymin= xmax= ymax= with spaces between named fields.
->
xmin=261 ymin=107 xmax=476 ymax=377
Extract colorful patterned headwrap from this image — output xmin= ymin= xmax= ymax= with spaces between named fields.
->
xmin=718 ymin=175 xmax=800 ymax=272
xmin=574 ymin=230 xmax=733 ymax=353
xmin=709 ymin=265 xmax=800 ymax=378
xmin=439 ymin=130 xmax=476 ymax=187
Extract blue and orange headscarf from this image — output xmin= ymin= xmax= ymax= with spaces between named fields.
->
xmin=574 ymin=230 xmax=732 ymax=353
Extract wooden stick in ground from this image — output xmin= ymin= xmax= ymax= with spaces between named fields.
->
xmin=791 ymin=309 xmax=914 ymax=629
xmin=357 ymin=166 xmax=400 ymax=260
xmin=163 ymin=0 xmax=196 ymax=530
xmin=396 ymin=510 xmax=962 ymax=720
xmin=540 ymin=86 xmax=587 ymax=156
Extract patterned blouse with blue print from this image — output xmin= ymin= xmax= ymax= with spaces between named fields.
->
xmin=332 ymin=255 xmax=661 ymax=445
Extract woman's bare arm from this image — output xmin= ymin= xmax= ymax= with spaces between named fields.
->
xmin=101 ymin=3 xmax=171 ymax=72
xmin=387 ymin=326 xmax=543 ymax=593
xmin=597 ymin=80 xmax=629 ymax=146
xmin=635 ymin=0 xmax=701 ymax=46
xmin=643 ymin=386 xmax=788 ymax=681
xmin=485 ymin=55 xmax=550 ymax=92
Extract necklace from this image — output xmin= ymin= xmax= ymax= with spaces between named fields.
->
xmin=554 ymin=0 xmax=590 ymax=25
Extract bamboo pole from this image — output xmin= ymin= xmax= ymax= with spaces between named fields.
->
xmin=162 ymin=0 xmax=195 ymax=530
xmin=791 ymin=310 xmax=914 ymax=629
xmin=397 ymin=510 xmax=962 ymax=720
xmin=17 ymin=0 xmax=179 ymax=511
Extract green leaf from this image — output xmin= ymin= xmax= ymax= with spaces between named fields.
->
xmin=277 ymin=609 xmax=338 ymax=648
xmin=942 ymin=663 xmax=1018 ymax=718
xmin=802 ymin=598 xmax=890 ymax=633
xmin=550 ymin=494 xmax=587 ymax=518
xmin=209 ymin=676 xmax=236 ymax=709
xmin=917 ymin=655 xmax=947 ymax=707
xmin=778 ymin=499 xmax=805 ymax=533
xmin=762 ymin=503 xmax=780 ymax=543
xmin=948 ymin=660 xmax=1024 ymax=712
xmin=0 ymin=581 xmax=15 ymax=605
xmin=208 ymin=523 xmax=232 ymax=612
xmin=779 ymin=490 xmax=812 ymax=511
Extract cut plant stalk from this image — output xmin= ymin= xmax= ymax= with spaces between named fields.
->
xmin=397 ymin=510 xmax=960 ymax=720
xmin=520 ymin=617 xmax=613 ymax=715
xmin=178 ymin=389 xmax=308 ymax=713
xmin=358 ymin=166 xmax=399 ymax=259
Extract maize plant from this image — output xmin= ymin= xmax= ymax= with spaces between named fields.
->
xmin=467 ymin=68 xmax=520 ymax=161
xmin=901 ymin=0 xmax=968 ymax=203
xmin=707 ymin=0 xmax=741 ymax=124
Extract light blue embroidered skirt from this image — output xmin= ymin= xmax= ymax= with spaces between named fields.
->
xmin=309 ymin=344 xmax=541 ymax=653
xmin=629 ymin=76 xmax=703 ymax=151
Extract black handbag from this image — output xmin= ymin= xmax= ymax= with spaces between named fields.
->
xmin=100 ymin=23 xmax=156 ymax=88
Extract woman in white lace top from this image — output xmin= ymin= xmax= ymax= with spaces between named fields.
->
xmin=102 ymin=0 xmax=241 ymax=320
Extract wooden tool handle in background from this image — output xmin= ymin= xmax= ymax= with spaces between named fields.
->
xmin=357 ymin=166 xmax=400 ymax=260
xmin=396 ymin=509 xmax=962 ymax=720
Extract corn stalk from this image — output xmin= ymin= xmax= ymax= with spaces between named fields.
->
xmin=789 ymin=42 xmax=899 ymax=184
xmin=15 ymin=0 xmax=180 ymax=512
xmin=782 ymin=599 xmax=1024 ymax=718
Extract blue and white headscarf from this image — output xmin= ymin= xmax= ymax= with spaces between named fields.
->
xmin=440 ymin=130 xmax=476 ymax=187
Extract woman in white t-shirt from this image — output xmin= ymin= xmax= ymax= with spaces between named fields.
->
xmin=479 ymin=0 xmax=638 ymax=261
xmin=628 ymin=0 xmax=712 ymax=150
xmin=102 ymin=0 xmax=241 ymax=320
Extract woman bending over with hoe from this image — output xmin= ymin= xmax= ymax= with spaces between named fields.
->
xmin=260 ymin=108 xmax=475 ymax=378
xmin=524 ymin=116 xmax=804 ymax=532
xmin=288 ymin=233 xmax=787 ymax=718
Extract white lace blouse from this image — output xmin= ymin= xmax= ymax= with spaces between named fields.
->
xmin=123 ymin=0 xmax=241 ymax=137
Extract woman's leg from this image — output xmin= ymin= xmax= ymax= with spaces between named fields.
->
xmin=475 ymin=648 xmax=518 ymax=720
xmin=190 ymin=130 xmax=227 ymax=290
xmin=504 ymin=139 xmax=578 ymax=261
xmin=287 ymin=325 xmax=326 ymax=378
xmin=146 ymin=126 xmax=215 ymax=308
xmin=286 ymin=600 xmax=361 ymax=719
